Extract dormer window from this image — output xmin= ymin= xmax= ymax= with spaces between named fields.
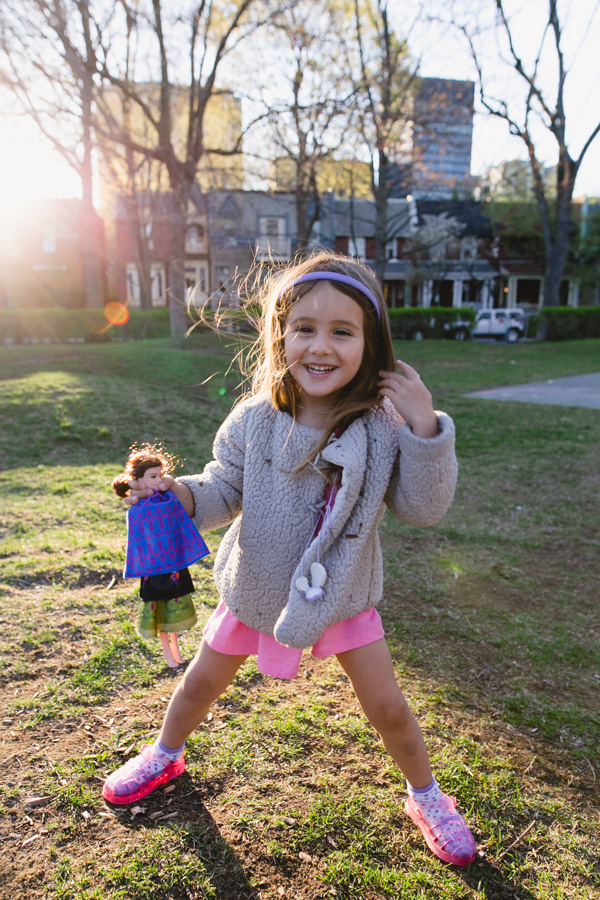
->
xmin=186 ymin=224 xmax=206 ymax=254
xmin=460 ymin=237 xmax=478 ymax=261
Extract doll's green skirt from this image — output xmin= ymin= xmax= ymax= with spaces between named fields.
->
xmin=137 ymin=595 xmax=198 ymax=639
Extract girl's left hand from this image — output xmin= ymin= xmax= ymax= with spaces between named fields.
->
xmin=378 ymin=360 xmax=439 ymax=439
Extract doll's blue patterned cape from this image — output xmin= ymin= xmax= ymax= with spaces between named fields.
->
xmin=124 ymin=490 xmax=209 ymax=577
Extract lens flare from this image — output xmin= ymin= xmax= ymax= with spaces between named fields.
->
xmin=104 ymin=302 xmax=130 ymax=326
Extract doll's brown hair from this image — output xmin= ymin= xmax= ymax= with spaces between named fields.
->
xmin=112 ymin=444 xmax=179 ymax=498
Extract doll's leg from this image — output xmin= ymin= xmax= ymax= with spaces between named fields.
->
xmin=168 ymin=633 xmax=184 ymax=665
xmin=337 ymin=639 xmax=476 ymax=866
xmin=159 ymin=632 xmax=178 ymax=668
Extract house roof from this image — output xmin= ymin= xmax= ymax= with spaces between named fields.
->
xmin=416 ymin=200 xmax=493 ymax=236
xmin=333 ymin=198 xmax=414 ymax=237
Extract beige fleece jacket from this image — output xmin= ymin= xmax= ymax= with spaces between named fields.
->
xmin=179 ymin=396 xmax=457 ymax=649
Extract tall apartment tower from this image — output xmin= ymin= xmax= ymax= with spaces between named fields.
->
xmin=411 ymin=77 xmax=474 ymax=199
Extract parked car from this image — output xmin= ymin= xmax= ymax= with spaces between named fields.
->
xmin=472 ymin=308 xmax=526 ymax=342
xmin=442 ymin=318 xmax=472 ymax=341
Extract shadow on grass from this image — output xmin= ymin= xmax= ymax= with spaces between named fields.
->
xmin=104 ymin=777 xmax=272 ymax=900
xmin=461 ymin=862 xmax=540 ymax=900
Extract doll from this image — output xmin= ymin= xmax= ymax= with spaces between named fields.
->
xmin=112 ymin=445 xmax=210 ymax=668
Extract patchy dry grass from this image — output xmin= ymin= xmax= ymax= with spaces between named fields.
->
xmin=0 ymin=338 xmax=599 ymax=899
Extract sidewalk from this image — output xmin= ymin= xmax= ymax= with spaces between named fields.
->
xmin=465 ymin=372 xmax=600 ymax=410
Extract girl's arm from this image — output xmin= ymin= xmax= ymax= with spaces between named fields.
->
xmin=378 ymin=362 xmax=457 ymax=526
xmin=162 ymin=476 xmax=195 ymax=517
xmin=384 ymin=412 xmax=458 ymax=526
xmin=176 ymin=406 xmax=247 ymax=532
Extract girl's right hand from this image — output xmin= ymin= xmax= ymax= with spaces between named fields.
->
xmin=123 ymin=474 xmax=175 ymax=506
xmin=122 ymin=480 xmax=152 ymax=506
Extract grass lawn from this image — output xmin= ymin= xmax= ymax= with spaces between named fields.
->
xmin=0 ymin=336 xmax=599 ymax=899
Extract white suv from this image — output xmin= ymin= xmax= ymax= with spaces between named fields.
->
xmin=472 ymin=308 xmax=526 ymax=343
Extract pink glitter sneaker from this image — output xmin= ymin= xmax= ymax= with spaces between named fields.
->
xmin=102 ymin=744 xmax=185 ymax=805
xmin=405 ymin=793 xmax=476 ymax=866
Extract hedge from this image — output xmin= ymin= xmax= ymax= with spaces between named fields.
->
xmin=0 ymin=307 xmax=195 ymax=343
xmin=5 ymin=304 xmax=597 ymax=344
xmin=387 ymin=306 xmax=476 ymax=339
xmin=533 ymin=306 xmax=600 ymax=341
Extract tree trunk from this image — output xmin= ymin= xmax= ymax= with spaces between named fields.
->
xmin=542 ymin=229 xmax=571 ymax=307
xmin=79 ymin=1 xmax=105 ymax=310
xmin=373 ymin=149 xmax=389 ymax=284
xmin=540 ymin=165 xmax=576 ymax=307
xmin=167 ymin=191 xmax=190 ymax=344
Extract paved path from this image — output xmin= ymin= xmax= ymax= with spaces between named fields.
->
xmin=465 ymin=372 xmax=600 ymax=410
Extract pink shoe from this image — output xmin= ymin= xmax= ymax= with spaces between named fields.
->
xmin=102 ymin=744 xmax=185 ymax=805
xmin=405 ymin=793 xmax=476 ymax=866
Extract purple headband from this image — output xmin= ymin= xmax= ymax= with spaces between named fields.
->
xmin=280 ymin=271 xmax=381 ymax=324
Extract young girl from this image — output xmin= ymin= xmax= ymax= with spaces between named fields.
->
xmin=112 ymin=446 xmax=209 ymax=668
xmin=103 ymin=252 xmax=477 ymax=866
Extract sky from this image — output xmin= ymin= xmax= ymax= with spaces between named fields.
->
xmin=408 ymin=0 xmax=600 ymax=197
xmin=0 ymin=0 xmax=598 ymax=206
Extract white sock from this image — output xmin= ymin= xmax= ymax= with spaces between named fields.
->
xmin=407 ymin=777 xmax=441 ymax=804
xmin=154 ymin=739 xmax=185 ymax=762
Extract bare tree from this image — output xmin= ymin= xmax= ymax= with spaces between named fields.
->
xmin=0 ymin=0 xmax=108 ymax=308
xmin=352 ymin=0 xmax=419 ymax=281
xmin=1 ymin=1 xmax=267 ymax=335
xmin=455 ymin=0 xmax=600 ymax=306
xmin=93 ymin=0 xmax=266 ymax=339
xmin=253 ymin=2 xmax=357 ymax=251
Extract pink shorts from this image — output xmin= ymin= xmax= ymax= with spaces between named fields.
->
xmin=203 ymin=600 xmax=385 ymax=680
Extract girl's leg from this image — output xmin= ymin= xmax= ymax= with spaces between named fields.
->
xmin=168 ymin=632 xmax=184 ymax=665
xmin=337 ymin=638 xmax=476 ymax=866
xmin=159 ymin=632 xmax=178 ymax=668
xmin=159 ymin=639 xmax=248 ymax=749
xmin=336 ymin=638 xmax=432 ymax=787
xmin=102 ymin=641 xmax=248 ymax=805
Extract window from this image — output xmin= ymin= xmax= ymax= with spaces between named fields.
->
xmin=429 ymin=242 xmax=446 ymax=262
xmin=460 ymin=237 xmax=478 ymax=261
xmin=42 ymin=223 xmax=57 ymax=254
xmin=348 ymin=236 xmax=366 ymax=258
xmin=185 ymin=261 xmax=209 ymax=306
xmin=216 ymin=266 xmax=231 ymax=291
xmin=151 ymin=264 xmax=166 ymax=306
xmin=126 ymin=263 xmax=166 ymax=307
xmin=386 ymin=240 xmax=398 ymax=260
xmin=126 ymin=263 xmax=141 ymax=307
xmin=258 ymin=216 xmax=285 ymax=237
xmin=185 ymin=224 xmax=206 ymax=254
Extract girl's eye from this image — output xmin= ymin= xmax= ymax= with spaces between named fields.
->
xmin=334 ymin=329 xmax=351 ymax=336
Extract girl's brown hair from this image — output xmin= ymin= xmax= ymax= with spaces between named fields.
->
xmin=111 ymin=444 xmax=178 ymax=498
xmin=245 ymin=250 xmax=396 ymax=473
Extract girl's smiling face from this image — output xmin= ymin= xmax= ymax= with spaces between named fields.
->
xmin=284 ymin=282 xmax=365 ymax=424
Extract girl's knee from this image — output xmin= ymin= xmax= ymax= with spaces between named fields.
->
xmin=177 ymin=645 xmax=241 ymax=705
xmin=178 ymin=659 xmax=219 ymax=704
xmin=367 ymin=693 xmax=413 ymax=735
